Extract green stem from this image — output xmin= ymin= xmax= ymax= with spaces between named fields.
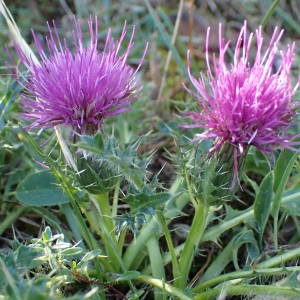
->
xmin=202 ymin=208 xmax=253 ymax=242
xmin=193 ymin=266 xmax=300 ymax=292
xmin=147 ymin=236 xmax=165 ymax=280
xmin=58 ymin=185 xmax=108 ymax=286
xmin=156 ymin=209 xmax=180 ymax=280
xmin=80 ymin=204 xmax=114 ymax=273
xmin=89 ymin=193 xmax=137 ymax=295
xmin=148 ymin=188 xmax=300 ymax=275
xmin=195 ymin=284 xmax=300 ymax=300
xmin=112 ymin=179 xmax=121 ymax=218
xmin=93 ymin=192 xmax=115 ymax=239
xmin=146 ymin=236 xmax=166 ymax=300
xmin=261 ymin=0 xmax=281 ymax=28
xmin=184 ymin=167 xmax=198 ymax=207
xmin=123 ymin=184 xmax=189 ymax=269
xmin=273 ymin=214 xmax=279 ymax=249
xmin=18 ymin=131 xmax=98 ymax=250
xmin=17 ymin=130 xmax=104 ymax=282
xmin=176 ymin=200 xmax=209 ymax=288
xmin=61 ymin=203 xmax=83 ymax=243
xmin=144 ymin=209 xmax=254 ymax=275
xmin=0 ymin=206 xmax=27 ymax=235
xmin=142 ymin=243 xmax=184 ymax=275
xmin=257 ymin=246 xmax=300 ymax=268
xmin=54 ymin=171 xmax=97 ymax=251
xmin=123 ymin=217 xmax=158 ymax=269
xmin=90 ymin=193 xmax=121 ymax=272
xmin=137 ymin=275 xmax=193 ymax=300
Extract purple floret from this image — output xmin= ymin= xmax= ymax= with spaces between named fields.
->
xmin=16 ymin=17 xmax=147 ymax=134
xmin=184 ymin=21 xmax=299 ymax=170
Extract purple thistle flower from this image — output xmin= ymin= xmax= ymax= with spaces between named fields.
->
xmin=16 ymin=17 xmax=147 ymax=134
xmin=184 ymin=22 xmax=299 ymax=179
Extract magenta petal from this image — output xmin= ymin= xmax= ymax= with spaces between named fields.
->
xmin=184 ymin=21 xmax=299 ymax=155
xmin=17 ymin=17 xmax=147 ymax=134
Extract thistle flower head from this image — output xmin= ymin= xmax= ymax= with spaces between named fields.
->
xmin=16 ymin=17 xmax=147 ymax=134
xmin=185 ymin=22 xmax=299 ymax=179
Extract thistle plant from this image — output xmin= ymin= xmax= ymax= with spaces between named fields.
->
xmin=13 ymin=14 xmax=151 ymax=287
xmin=16 ymin=16 xmax=146 ymax=134
xmin=1 ymin=1 xmax=300 ymax=299
xmin=184 ymin=21 xmax=299 ymax=185
xmin=176 ymin=20 xmax=300 ymax=293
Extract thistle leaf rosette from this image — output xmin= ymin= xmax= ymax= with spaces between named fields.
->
xmin=16 ymin=17 xmax=147 ymax=134
xmin=184 ymin=22 xmax=299 ymax=186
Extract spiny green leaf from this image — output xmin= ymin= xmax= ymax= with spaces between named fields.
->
xmin=232 ymin=229 xmax=260 ymax=270
xmin=76 ymin=133 xmax=104 ymax=154
xmin=125 ymin=191 xmax=170 ymax=213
